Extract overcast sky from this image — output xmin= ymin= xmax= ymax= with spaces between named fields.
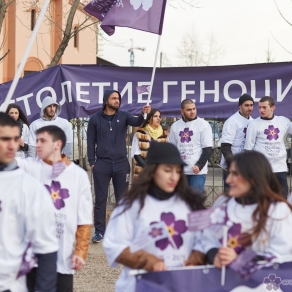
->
xmin=98 ymin=0 xmax=292 ymax=67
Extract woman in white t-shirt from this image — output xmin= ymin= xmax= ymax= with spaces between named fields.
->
xmin=131 ymin=108 xmax=168 ymax=178
xmin=203 ymin=151 xmax=292 ymax=272
xmin=103 ymin=142 xmax=205 ymax=292
xmin=6 ymin=103 xmax=30 ymax=158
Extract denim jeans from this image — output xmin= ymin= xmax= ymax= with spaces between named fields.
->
xmin=274 ymin=171 xmax=288 ymax=198
xmin=186 ymin=174 xmax=206 ymax=195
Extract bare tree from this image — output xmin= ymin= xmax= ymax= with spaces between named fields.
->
xmin=177 ymin=27 xmax=222 ymax=66
xmin=0 ymin=0 xmax=14 ymax=61
xmin=266 ymin=40 xmax=275 ymax=63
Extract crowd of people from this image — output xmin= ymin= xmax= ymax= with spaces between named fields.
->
xmin=1 ymin=89 xmax=292 ymax=292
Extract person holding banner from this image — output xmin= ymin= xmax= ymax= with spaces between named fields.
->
xmin=169 ymin=99 xmax=213 ymax=195
xmin=87 ymin=89 xmax=151 ymax=244
xmin=0 ymin=113 xmax=58 ymax=292
xmin=203 ymin=151 xmax=292 ymax=274
xmin=131 ymin=108 xmax=168 ymax=178
xmin=103 ymin=142 xmax=205 ymax=292
xmin=244 ymin=96 xmax=292 ymax=198
xmin=6 ymin=103 xmax=30 ymax=159
xmin=28 ymin=96 xmax=73 ymax=159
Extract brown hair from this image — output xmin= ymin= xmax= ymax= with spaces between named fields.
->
xmin=259 ymin=96 xmax=275 ymax=107
xmin=226 ymin=151 xmax=292 ymax=246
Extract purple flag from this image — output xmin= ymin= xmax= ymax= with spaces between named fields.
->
xmin=84 ymin=0 xmax=167 ymax=36
xmin=187 ymin=205 xmax=227 ymax=231
xmin=136 ymin=85 xmax=150 ymax=94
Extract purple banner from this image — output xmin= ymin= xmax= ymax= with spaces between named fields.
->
xmin=135 ymin=262 xmax=292 ymax=292
xmin=1 ymin=62 xmax=292 ymax=123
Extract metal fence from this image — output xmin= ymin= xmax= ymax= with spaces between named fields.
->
xmin=71 ymin=117 xmax=292 ymax=208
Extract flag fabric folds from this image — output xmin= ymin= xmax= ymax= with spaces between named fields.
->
xmin=84 ymin=0 xmax=167 ymax=36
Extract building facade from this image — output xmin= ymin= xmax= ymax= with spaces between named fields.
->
xmin=0 ymin=0 xmax=97 ymax=83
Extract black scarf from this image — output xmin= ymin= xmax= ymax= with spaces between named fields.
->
xmin=148 ymin=182 xmax=175 ymax=201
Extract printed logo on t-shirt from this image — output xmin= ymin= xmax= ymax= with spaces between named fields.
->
xmin=45 ymin=181 xmax=70 ymax=210
xmin=220 ymin=221 xmax=245 ymax=254
xmin=264 ymin=125 xmax=280 ymax=141
xmin=150 ymin=212 xmax=187 ymax=251
xmin=0 ymin=200 xmax=2 ymax=212
xmin=243 ymin=127 xmax=247 ymax=138
xmin=126 ymin=173 xmax=130 ymax=183
xmin=179 ymin=128 xmax=193 ymax=143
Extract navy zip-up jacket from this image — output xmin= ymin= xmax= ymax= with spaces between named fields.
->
xmin=87 ymin=90 xmax=144 ymax=165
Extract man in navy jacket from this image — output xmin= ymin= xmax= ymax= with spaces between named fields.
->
xmin=87 ymin=89 xmax=151 ymax=243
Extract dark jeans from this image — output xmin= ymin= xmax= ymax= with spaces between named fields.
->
xmin=274 ymin=171 xmax=288 ymax=198
xmin=27 ymin=268 xmax=73 ymax=292
xmin=92 ymin=159 xmax=130 ymax=235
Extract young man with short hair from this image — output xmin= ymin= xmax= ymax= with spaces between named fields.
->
xmin=87 ymin=89 xmax=151 ymax=243
xmin=0 ymin=113 xmax=58 ymax=292
xmin=220 ymin=94 xmax=254 ymax=190
xmin=17 ymin=125 xmax=92 ymax=292
xmin=169 ymin=99 xmax=213 ymax=194
xmin=244 ymin=96 xmax=292 ymax=197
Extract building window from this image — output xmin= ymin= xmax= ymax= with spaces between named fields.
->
xmin=73 ymin=26 xmax=79 ymax=48
xmin=31 ymin=9 xmax=36 ymax=31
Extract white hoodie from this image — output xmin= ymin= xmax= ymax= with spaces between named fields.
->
xmin=28 ymin=96 xmax=73 ymax=158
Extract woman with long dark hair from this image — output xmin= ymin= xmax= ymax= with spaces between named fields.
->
xmin=103 ymin=142 xmax=205 ymax=292
xmin=203 ymin=151 xmax=292 ymax=269
xmin=131 ymin=108 xmax=168 ymax=178
xmin=6 ymin=104 xmax=30 ymax=158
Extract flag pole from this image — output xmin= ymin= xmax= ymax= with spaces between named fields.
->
xmin=221 ymin=225 xmax=228 ymax=286
xmin=0 ymin=0 xmax=51 ymax=113
xmin=143 ymin=34 xmax=162 ymax=119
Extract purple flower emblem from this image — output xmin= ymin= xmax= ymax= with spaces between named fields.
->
xmin=264 ymin=125 xmax=280 ymax=141
xmin=17 ymin=243 xmax=36 ymax=278
xmin=45 ymin=181 xmax=70 ymax=210
xmin=179 ymin=127 xmax=193 ymax=143
xmin=150 ymin=212 xmax=187 ymax=250
xmin=243 ymin=127 xmax=247 ymax=138
xmin=220 ymin=222 xmax=245 ymax=253
xmin=149 ymin=227 xmax=163 ymax=238
xmin=263 ymin=274 xmax=282 ymax=291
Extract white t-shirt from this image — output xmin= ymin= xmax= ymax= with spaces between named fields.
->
xmin=103 ymin=195 xmax=203 ymax=292
xmin=0 ymin=168 xmax=58 ymax=291
xmin=28 ymin=117 xmax=73 ymax=158
xmin=16 ymin=123 xmax=30 ymax=159
xmin=220 ymin=111 xmax=253 ymax=168
xmin=244 ymin=116 xmax=292 ymax=172
xmin=169 ymin=118 xmax=213 ymax=175
xmin=16 ymin=158 xmax=93 ymax=274
xmin=202 ymin=197 xmax=292 ymax=258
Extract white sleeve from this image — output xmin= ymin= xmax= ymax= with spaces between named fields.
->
xmin=103 ymin=204 xmax=137 ymax=267
xmin=131 ymin=133 xmax=141 ymax=158
xmin=168 ymin=125 xmax=177 ymax=145
xmin=244 ymin=121 xmax=256 ymax=150
xmin=25 ymin=179 xmax=59 ymax=254
xmin=221 ymin=118 xmax=237 ymax=144
xmin=263 ymin=203 xmax=292 ymax=258
xmin=22 ymin=124 xmax=30 ymax=144
xmin=63 ymin=121 xmax=73 ymax=158
xmin=77 ymin=169 xmax=93 ymax=225
xmin=28 ymin=122 xmax=37 ymax=157
xmin=201 ymin=225 xmax=222 ymax=254
xmin=201 ymin=121 xmax=213 ymax=148
xmin=287 ymin=121 xmax=292 ymax=135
